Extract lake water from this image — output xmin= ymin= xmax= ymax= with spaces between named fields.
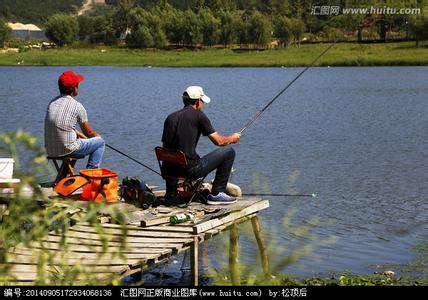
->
xmin=1 ymin=66 xmax=427 ymax=282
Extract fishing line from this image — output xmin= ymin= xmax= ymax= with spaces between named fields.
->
xmin=239 ymin=43 xmax=334 ymax=135
xmin=243 ymin=193 xmax=317 ymax=198
xmin=76 ymin=131 xmax=162 ymax=177
xmin=106 ymin=144 xmax=162 ymax=177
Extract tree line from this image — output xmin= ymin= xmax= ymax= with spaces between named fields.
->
xmin=1 ymin=0 xmax=428 ymax=48
xmin=45 ymin=3 xmax=307 ymax=49
xmin=0 ymin=0 xmax=84 ymax=25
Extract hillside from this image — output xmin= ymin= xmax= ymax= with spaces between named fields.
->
xmin=0 ymin=0 xmax=84 ymax=25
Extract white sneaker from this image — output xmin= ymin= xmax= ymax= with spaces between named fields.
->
xmin=207 ymin=192 xmax=237 ymax=205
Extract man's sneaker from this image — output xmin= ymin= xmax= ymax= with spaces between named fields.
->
xmin=207 ymin=192 xmax=237 ymax=205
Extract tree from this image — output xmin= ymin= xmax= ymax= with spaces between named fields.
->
xmin=206 ymin=0 xmax=236 ymax=11
xmin=126 ymin=25 xmax=153 ymax=48
xmin=409 ymin=16 xmax=428 ymax=47
xmin=199 ymin=8 xmax=220 ymax=46
xmin=289 ymin=18 xmax=305 ymax=47
xmin=235 ymin=14 xmax=249 ymax=46
xmin=0 ymin=19 xmax=11 ymax=48
xmin=113 ymin=0 xmax=137 ymax=39
xmin=118 ymin=0 xmax=136 ymax=11
xmin=45 ymin=14 xmax=79 ymax=47
xmin=218 ymin=9 xmax=237 ymax=47
xmin=77 ymin=15 xmax=94 ymax=40
xmin=247 ymin=11 xmax=272 ymax=47
xmin=126 ymin=7 xmax=166 ymax=48
xmin=181 ymin=9 xmax=202 ymax=46
xmin=165 ymin=9 xmax=184 ymax=46
xmin=274 ymin=16 xmax=293 ymax=47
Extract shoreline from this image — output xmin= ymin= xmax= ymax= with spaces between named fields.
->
xmin=0 ymin=42 xmax=427 ymax=67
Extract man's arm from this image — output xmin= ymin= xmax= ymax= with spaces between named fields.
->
xmin=208 ymin=132 xmax=240 ymax=146
xmin=78 ymin=122 xmax=100 ymax=138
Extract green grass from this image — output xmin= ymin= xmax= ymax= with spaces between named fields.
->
xmin=0 ymin=42 xmax=428 ymax=67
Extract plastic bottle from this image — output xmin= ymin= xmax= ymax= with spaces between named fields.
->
xmin=170 ymin=213 xmax=194 ymax=225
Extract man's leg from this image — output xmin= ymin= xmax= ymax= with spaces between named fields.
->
xmin=187 ymin=146 xmax=235 ymax=195
xmin=166 ymin=179 xmax=178 ymax=198
xmin=72 ymin=137 xmax=105 ymax=168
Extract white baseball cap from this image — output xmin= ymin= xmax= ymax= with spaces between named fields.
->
xmin=185 ymin=86 xmax=211 ymax=103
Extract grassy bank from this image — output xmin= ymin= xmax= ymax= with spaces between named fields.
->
xmin=0 ymin=42 xmax=427 ymax=67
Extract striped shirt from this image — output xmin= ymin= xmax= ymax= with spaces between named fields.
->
xmin=44 ymin=95 xmax=88 ymax=157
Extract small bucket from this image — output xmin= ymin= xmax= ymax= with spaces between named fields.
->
xmin=79 ymin=168 xmax=118 ymax=203
xmin=0 ymin=158 xmax=14 ymax=179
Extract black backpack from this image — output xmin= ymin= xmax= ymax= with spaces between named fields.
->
xmin=120 ymin=177 xmax=156 ymax=210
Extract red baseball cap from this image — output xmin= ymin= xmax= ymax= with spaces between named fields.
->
xmin=58 ymin=70 xmax=84 ymax=89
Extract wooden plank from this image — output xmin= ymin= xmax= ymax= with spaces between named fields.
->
xmin=3 ymin=264 xmax=128 ymax=274
xmin=42 ymin=235 xmax=186 ymax=249
xmin=3 ymin=272 xmax=117 ymax=282
xmin=141 ymin=216 xmax=171 ymax=227
xmin=48 ymin=231 xmax=193 ymax=244
xmin=94 ymin=222 xmax=196 ymax=233
xmin=251 ymin=216 xmax=270 ymax=277
xmin=229 ymin=224 xmax=240 ymax=285
xmin=8 ymin=250 xmax=156 ymax=261
xmin=13 ymin=244 xmax=175 ymax=255
xmin=140 ymin=209 xmax=206 ymax=227
xmin=135 ymin=225 xmax=195 ymax=233
xmin=190 ymin=236 xmax=198 ymax=286
xmin=69 ymin=225 xmax=193 ymax=238
xmin=200 ymin=214 xmax=257 ymax=241
xmin=193 ymin=200 xmax=269 ymax=234
xmin=6 ymin=253 xmax=153 ymax=266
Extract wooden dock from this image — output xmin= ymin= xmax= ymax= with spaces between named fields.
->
xmin=3 ymin=198 xmax=269 ymax=286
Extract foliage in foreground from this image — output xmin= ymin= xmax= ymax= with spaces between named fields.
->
xmin=0 ymin=130 xmax=129 ymax=285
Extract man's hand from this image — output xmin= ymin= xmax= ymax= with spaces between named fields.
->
xmin=75 ymin=130 xmax=87 ymax=139
xmin=230 ymin=132 xmax=241 ymax=144
xmin=209 ymin=132 xmax=240 ymax=146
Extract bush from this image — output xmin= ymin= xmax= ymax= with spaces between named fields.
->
xmin=126 ymin=25 xmax=153 ymax=48
xmin=322 ymin=27 xmax=345 ymax=42
xmin=45 ymin=14 xmax=79 ymax=47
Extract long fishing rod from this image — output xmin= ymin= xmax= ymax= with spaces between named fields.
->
xmin=105 ymin=144 xmax=162 ymax=177
xmin=239 ymin=43 xmax=334 ymax=135
xmin=243 ymin=192 xmax=317 ymax=198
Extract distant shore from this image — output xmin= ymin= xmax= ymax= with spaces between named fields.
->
xmin=0 ymin=42 xmax=427 ymax=67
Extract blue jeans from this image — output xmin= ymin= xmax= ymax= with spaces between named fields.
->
xmin=166 ymin=146 xmax=236 ymax=196
xmin=72 ymin=137 xmax=105 ymax=169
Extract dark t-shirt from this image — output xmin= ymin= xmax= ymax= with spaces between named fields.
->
xmin=162 ymin=106 xmax=216 ymax=167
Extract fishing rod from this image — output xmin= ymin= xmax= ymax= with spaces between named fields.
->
xmin=75 ymin=131 xmax=162 ymax=176
xmin=243 ymin=192 xmax=317 ymax=198
xmin=105 ymin=144 xmax=162 ymax=177
xmin=239 ymin=43 xmax=334 ymax=135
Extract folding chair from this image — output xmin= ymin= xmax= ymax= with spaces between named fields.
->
xmin=47 ymin=154 xmax=85 ymax=185
xmin=155 ymin=146 xmax=207 ymax=207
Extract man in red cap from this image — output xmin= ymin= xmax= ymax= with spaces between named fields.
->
xmin=44 ymin=70 xmax=105 ymax=168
